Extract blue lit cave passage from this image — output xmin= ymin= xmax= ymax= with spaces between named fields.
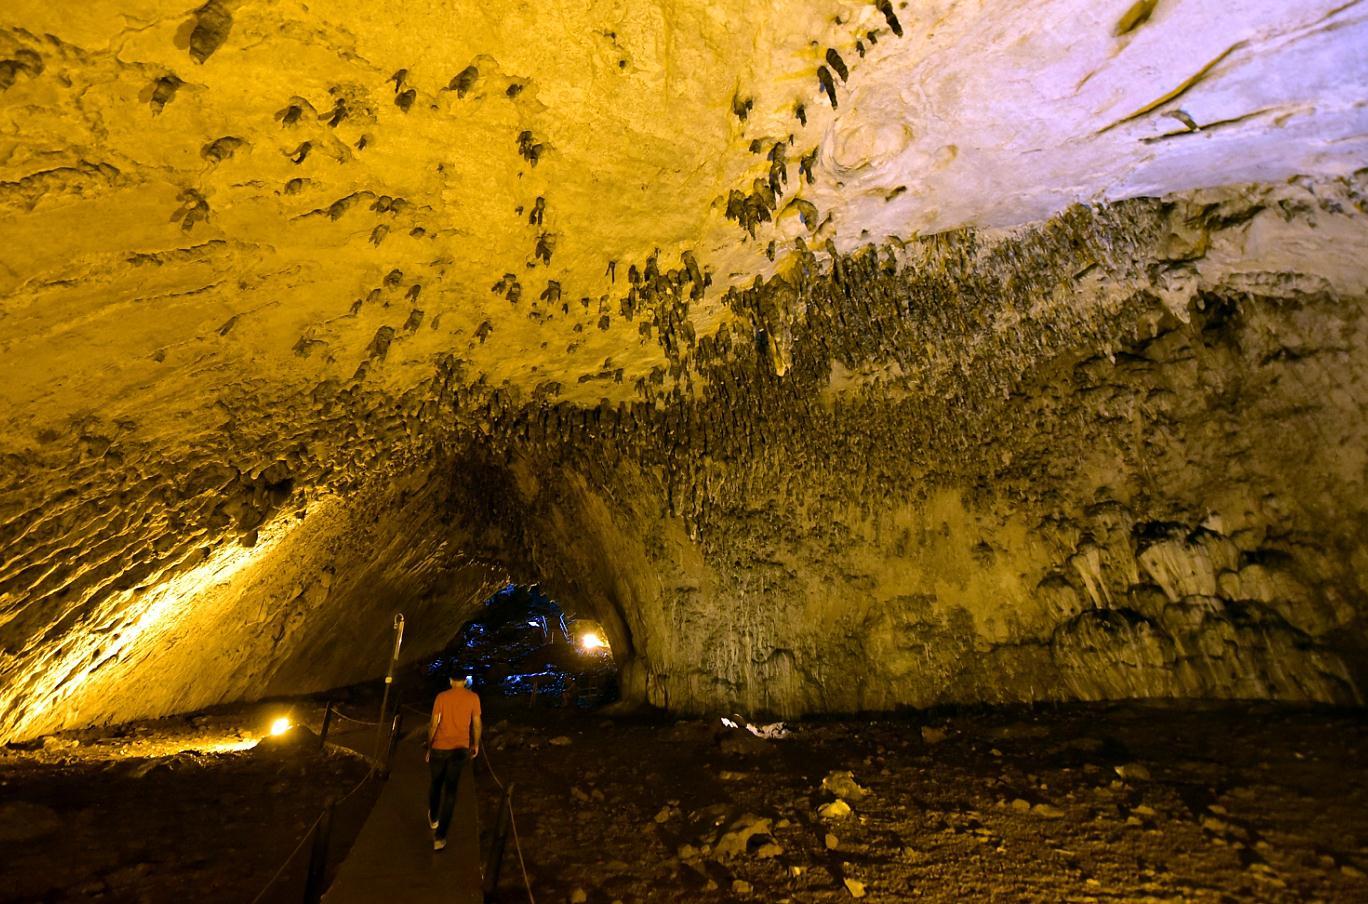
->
xmin=422 ymin=585 xmax=619 ymax=709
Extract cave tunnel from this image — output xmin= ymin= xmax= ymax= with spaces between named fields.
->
xmin=2 ymin=0 xmax=1368 ymax=901
xmin=422 ymin=584 xmax=621 ymax=709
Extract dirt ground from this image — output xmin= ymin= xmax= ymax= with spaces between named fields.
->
xmin=476 ymin=702 xmax=1368 ymax=903
xmin=2 ymin=699 xmax=1366 ymax=903
xmin=0 ymin=706 xmax=375 ymax=904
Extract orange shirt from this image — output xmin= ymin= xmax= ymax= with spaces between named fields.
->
xmin=430 ymin=686 xmax=481 ymax=750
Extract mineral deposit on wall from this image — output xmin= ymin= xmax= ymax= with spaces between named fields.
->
xmin=1 ymin=0 xmax=1366 ymax=740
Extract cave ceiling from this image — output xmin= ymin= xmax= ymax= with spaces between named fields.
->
xmin=2 ymin=0 xmax=1364 ymax=444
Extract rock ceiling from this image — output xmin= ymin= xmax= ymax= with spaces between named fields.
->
xmin=1 ymin=1 xmax=1367 ymax=740
xmin=2 ymin=0 xmax=1364 ymax=437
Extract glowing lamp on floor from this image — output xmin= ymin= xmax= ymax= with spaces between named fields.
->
xmin=269 ymin=717 xmax=292 ymax=736
xmin=577 ymin=631 xmax=607 ymax=653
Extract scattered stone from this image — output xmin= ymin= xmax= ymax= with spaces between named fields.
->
xmin=550 ymin=736 xmax=573 ymax=746
xmin=921 ymin=726 xmax=948 ymax=745
xmin=712 ymin=814 xmax=772 ymax=859
xmin=732 ymin=879 xmax=752 ymax=894
xmin=570 ymin=889 xmax=587 ymax=904
xmin=1115 ymin=763 xmax=1152 ymax=781
xmin=1201 ymin=815 xmax=1231 ymax=834
xmin=822 ymin=770 xmax=870 ymax=800
xmin=819 ymin=799 xmax=853 ymax=820
xmin=41 ymin=736 xmax=79 ymax=751
xmin=825 ymin=832 xmax=840 ymax=850
xmin=844 ymin=877 xmax=867 ymax=898
xmin=1032 ymin=803 xmax=1065 ymax=819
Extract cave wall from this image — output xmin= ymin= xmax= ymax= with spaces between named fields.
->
xmin=0 ymin=452 xmax=507 ymax=742
xmin=4 ymin=177 xmax=1365 ymax=741
xmin=3 ymin=1 xmax=1367 ymax=738
xmin=512 ymin=178 xmax=1368 ymax=717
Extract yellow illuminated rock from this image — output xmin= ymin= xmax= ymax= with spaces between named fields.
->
xmin=1 ymin=1 xmax=1367 ymax=741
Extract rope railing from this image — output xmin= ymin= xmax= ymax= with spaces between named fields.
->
xmin=247 ymin=703 xmax=538 ymax=904
xmin=249 ymin=612 xmax=408 ymax=903
xmin=247 ymin=750 xmax=381 ymax=904
xmin=245 ymin=604 xmax=541 ymax=904
xmin=328 ymin=708 xmax=381 ymax=727
xmin=479 ymin=742 xmax=536 ymax=904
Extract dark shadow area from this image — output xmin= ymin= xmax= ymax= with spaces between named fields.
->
xmin=419 ymin=584 xmax=619 ymax=711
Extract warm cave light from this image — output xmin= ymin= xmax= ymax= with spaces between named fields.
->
xmin=578 ymin=630 xmax=608 ymax=652
xmin=269 ymin=716 xmax=293 ymax=736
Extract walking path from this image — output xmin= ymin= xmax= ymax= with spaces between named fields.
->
xmin=324 ymin=734 xmax=482 ymax=903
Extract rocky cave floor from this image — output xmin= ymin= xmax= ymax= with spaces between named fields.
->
xmin=2 ymin=700 xmax=1367 ymax=902
xmin=480 ymin=702 xmax=1368 ymax=903
xmin=0 ymin=706 xmax=377 ymax=903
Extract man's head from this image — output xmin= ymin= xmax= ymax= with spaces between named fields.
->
xmin=449 ymin=670 xmax=472 ymax=689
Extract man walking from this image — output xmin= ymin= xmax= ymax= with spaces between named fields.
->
xmin=426 ymin=671 xmax=482 ymax=851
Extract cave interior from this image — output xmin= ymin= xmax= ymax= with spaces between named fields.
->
xmin=2 ymin=0 xmax=1367 ymax=901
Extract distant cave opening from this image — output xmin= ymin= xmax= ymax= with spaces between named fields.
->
xmin=421 ymin=584 xmax=619 ymax=709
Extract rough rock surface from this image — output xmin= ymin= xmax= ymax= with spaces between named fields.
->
xmin=2 ymin=1 xmax=1367 ymax=739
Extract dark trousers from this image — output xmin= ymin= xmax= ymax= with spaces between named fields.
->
xmin=427 ymin=748 xmax=469 ymax=840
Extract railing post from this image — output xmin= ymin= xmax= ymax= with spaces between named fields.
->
xmin=318 ymin=701 xmax=335 ymax=752
xmin=482 ymin=782 xmax=515 ymax=899
xmin=379 ymin=712 xmax=404 ymax=779
xmin=302 ymin=796 xmax=336 ymax=904
xmin=373 ymin=613 xmax=405 ymax=767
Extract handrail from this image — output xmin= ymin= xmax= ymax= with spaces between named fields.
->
xmin=479 ymin=744 xmax=536 ymax=904
xmin=247 ymin=708 xmax=398 ymax=904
